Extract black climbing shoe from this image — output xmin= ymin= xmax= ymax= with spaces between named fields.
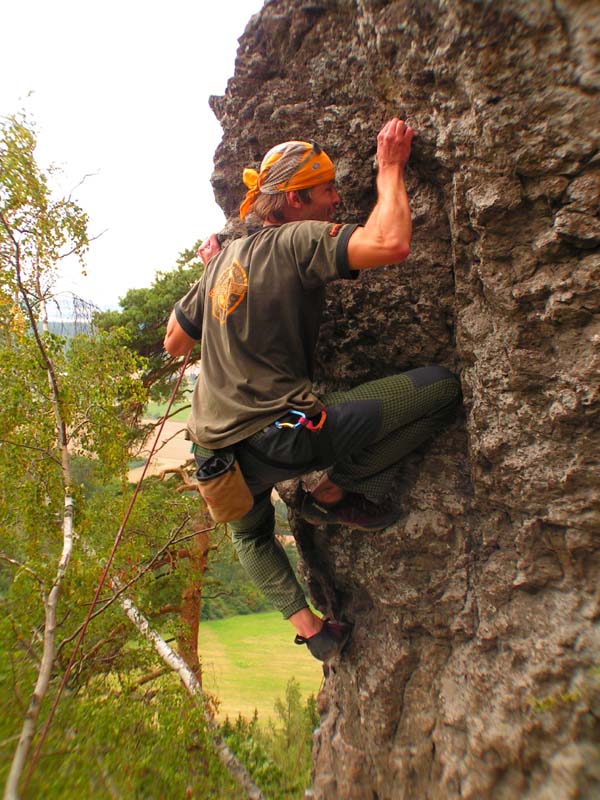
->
xmin=300 ymin=492 xmax=401 ymax=532
xmin=294 ymin=619 xmax=352 ymax=662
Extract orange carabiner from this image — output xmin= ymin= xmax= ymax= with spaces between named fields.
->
xmin=305 ymin=409 xmax=327 ymax=432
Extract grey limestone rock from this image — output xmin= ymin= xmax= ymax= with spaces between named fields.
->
xmin=210 ymin=1 xmax=600 ymax=797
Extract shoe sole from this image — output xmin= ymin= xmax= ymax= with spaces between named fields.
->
xmin=300 ymin=510 xmax=396 ymax=532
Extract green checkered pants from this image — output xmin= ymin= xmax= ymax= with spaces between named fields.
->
xmin=223 ymin=366 xmax=461 ymax=619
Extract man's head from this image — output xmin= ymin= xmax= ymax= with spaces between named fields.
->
xmin=240 ymin=140 xmax=340 ymax=224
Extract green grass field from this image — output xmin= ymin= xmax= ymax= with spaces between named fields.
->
xmin=199 ymin=611 xmax=323 ymax=723
xmin=144 ymin=400 xmax=190 ymax=421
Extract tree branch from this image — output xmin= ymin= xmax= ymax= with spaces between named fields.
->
xmin=134 ymin=427 xmax=190 ymax=463
xmin=117 ymin=587 xmax=264 ymax=800
xmin=56 ymin=519 xmax=215 ymax=656
xmin=0 ymin=440 xmax=62 ymax=467
xmin=128 ymin=667 xmax=170 ymax=691
xmin=149 ymin=604 xmax=181 ymax=617
xmin=0 ymin=556 xmax=44 ymax=590
xmin=2 ymin=198 xmax=79 ymax=800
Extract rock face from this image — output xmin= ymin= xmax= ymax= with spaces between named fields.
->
xmin=210 ymin=1 xmax=600 ymax=797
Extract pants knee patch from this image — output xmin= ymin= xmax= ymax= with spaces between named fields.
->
xmin=406 ymin=365 xmax=457 ymax=389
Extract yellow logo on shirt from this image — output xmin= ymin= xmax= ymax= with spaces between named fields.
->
xmin=209 ymin=260 xmax=248 ymax=324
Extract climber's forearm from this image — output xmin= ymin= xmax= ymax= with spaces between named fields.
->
xmin=347 ymin=118 xmax=413 ymax=270
xmin=347 ymin=168 xmax=411 ymax=269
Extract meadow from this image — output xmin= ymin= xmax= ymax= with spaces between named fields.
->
xmin=144 ymin=399 xmax=190 ymax=422
xmin=199 ymin=611 xmax=324 ymax=722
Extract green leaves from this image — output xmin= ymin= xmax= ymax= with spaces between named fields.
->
xmin=64 ymin=329 xmax=149 ymax=473
xmin=0 ymin=111 xmax=263 ymax=799
xmin=221 ymin=678 xmax=319 ymax=799
xmin=2 ymin=678 xmax=243 ymax=799
xmin=1 ymin=113 xmax=158 ymax=790
xmin=94 ymin=253 xmax=204 ymax=400
xmin=0 ymin=113 xmax=89 ymax=311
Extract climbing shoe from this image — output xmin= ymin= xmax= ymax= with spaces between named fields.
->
xmin=300 ymin=491 xmax=401 ymax=532
xmin=294 ymin=619 xmax=352 ymax=662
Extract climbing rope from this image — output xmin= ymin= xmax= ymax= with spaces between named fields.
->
xmin=23 ymin=350 xmax=192 ymax=791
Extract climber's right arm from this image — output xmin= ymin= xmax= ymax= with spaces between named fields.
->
xmin=164 ymin=309 xmax=197 ymax=357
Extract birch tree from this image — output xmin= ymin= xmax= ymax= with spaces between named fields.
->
xmin=0 ymin=113 xmax=145 ymax=798
xmin=0 ymin=114 xmax=265 ymax=799
xmin=116 ymin=580 xmax=264 ymax=800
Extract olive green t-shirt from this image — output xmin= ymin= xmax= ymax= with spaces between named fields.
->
xmin=175 ymin=220 xmax=359 ymax=448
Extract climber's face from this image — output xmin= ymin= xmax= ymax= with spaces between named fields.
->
xmin=298 ymin=180 xmax=341 ymax=222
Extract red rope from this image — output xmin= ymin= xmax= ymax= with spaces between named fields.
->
xmin=22 ymin=350 xmax=192 ymax=791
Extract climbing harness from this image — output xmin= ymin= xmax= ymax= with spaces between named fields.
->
xmin=274 ymin=408 xmax=327 ymax=431
xmin=23 ymin=350 xmax=192 ymax=790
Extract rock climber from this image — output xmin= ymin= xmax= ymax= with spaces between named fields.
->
xmin=164 ymin=119 xmax=461 ymax=661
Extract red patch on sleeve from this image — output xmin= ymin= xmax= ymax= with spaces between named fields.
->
xmin=328 ymin=223 xmax=342 ymax=237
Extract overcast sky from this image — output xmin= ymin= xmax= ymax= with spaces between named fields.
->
xmin=1 ymin=0 xmax=264 ymax=312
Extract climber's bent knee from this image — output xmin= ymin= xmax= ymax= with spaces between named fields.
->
xmin=405 ymin=364 xmax=458 ymax=390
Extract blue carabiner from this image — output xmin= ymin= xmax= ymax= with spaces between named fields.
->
xmin=275 ymin=410 xmax=307 ymax=430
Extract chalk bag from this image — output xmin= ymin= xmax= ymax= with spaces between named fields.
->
xmin=195 ymin=450 xmax=253 ymax=523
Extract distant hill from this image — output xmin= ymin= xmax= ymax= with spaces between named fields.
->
xmin=47 ymin=320 xmax=93 ymax=338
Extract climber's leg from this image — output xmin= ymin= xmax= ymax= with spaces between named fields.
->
xmin=228 ymin=493 xmax=310 ymax=621
xmin=228 ymin=496 xmax=350 ymax=658
xmin=303 ymin=366 xmax=461 ymax=520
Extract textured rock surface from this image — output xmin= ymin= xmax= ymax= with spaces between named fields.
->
xmin=210 ymin=1 xmax=600 ymax=797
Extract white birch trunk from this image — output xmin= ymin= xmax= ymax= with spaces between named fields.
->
xmin=3 ymin=303 xmax=75 ymax=800
xmin=118 ymin=593 xmax=265 ymax=800
xmin=2 ymin=280 xmax=260 ymax=797
xmin=4 ymin=495 xmax=74 ymax=800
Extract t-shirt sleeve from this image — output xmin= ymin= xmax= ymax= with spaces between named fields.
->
xmin=290 ymin=221 xmax=360 ymax=289
xmin=174 ymin=274 xmax=206 ymax=340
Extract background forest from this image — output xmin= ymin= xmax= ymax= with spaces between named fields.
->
xmin=0 ymin=114 xmax=318 ymax=799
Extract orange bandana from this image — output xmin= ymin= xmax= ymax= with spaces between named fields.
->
xmin=239 ymin=140 xmax=335 ymax=220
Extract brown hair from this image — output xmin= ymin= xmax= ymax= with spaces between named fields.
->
xmin=248 ymin=188 xmax=313 ymax=224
